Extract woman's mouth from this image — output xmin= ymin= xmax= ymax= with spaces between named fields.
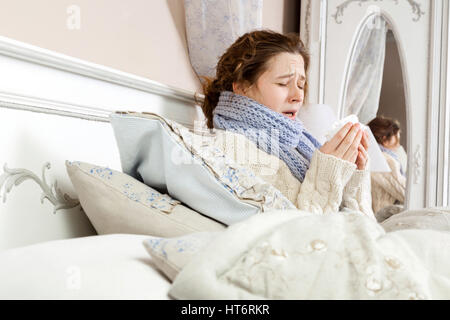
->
xmin=282 ymin=111 xmax=297 ymax=120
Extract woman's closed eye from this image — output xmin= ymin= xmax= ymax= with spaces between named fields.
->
xmin=277 ymin=83 xmax=304 ymax=89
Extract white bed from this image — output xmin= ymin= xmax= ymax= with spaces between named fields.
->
xmin=0 ymin=234 xmax=171 ymax=300
xmin=0 ymin=36 xmax=202 ymax=299
xmin=1 ymin=34 xmax=449 ymax=300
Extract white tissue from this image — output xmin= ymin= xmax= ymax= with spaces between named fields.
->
xmin=325 ymin=114 xmax=359 ymax=141
xmin=325 ymin=115 xmax=391 ymax=173
xmin=297 ymin=103 xmax=337 ymax=144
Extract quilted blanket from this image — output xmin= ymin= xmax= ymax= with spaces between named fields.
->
xmin=169 ymin=208 xmax=450 ymax=299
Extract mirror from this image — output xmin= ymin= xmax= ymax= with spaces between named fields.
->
xmin=341 ymin=14 xmax=408 ymax=221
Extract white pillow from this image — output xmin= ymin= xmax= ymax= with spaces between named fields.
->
xmin=381 ymin=207 xmax=450 ymax=232
xmin=110 ymin=112 xmax=295 ymax=226
xmin=0 ymin=234 xmax=171 ymax=299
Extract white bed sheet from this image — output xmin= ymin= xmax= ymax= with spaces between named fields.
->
xmin=0 ymin=234 xmax=171 ymax=300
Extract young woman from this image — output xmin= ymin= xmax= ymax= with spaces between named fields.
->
xmin=368 ymin=116 xmax=406 ymax=217
xmin=200 ymin=29 xmax=374 ymax=219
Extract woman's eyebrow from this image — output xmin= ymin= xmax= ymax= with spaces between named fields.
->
xmin=276 ymin=74 xmax=306 ymax=81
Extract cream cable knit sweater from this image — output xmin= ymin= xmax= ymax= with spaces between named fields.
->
xmin=215 ymin=131 xmax=375 ymax=220
xmin=371 ymin=152 xmax=406 ymax=214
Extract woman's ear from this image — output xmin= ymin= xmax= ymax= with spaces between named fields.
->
xmin=395 ymin=132 xmax=401 ymax=146
xmin=232 ymin=82 xmax=244 ymax=95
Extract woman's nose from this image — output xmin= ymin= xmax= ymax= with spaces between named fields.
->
xmin=289 ymin=86 xmax=303 ymax=103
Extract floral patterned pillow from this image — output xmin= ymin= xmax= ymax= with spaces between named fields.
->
xmin=66 ymin=161 xmax=225 ymax=237
xmin=142 ymin=232 xmax=219 ymax=282
xmin=110 ymin=112 xmax=296 ymax=226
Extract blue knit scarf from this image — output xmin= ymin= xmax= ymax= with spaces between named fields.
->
xmin=379 ymin=144 xmax=405 ymax=177
xmin=212 ymin=91 xmax=322 ymax=182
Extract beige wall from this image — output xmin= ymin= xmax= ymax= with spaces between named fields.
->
xmin=0 ymin=0 xmax=299 ymax=94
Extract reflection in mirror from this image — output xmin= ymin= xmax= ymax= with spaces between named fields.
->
xmin=342 ymin=15 xmax=387 ymax=124
xmin=342 ymin=15 xmax=408 ymax=222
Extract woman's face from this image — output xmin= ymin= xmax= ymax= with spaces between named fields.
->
xmin=232 ymin=52 xmax=306 ymax=120
xmin=383 ymin=131 xmax=401 ymax=150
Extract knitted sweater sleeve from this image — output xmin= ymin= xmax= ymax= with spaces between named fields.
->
xmin=217 ymin=131 xmax=367 ymax=215
xmin=371 ymin=154 xmax=406 ymax=202
xmin=341 ymin=165 xmax=376 ymax=220
xmin=295 ymin=149 xmax=356 ymax=214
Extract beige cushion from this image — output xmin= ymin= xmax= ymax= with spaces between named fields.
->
xmin=66 ymin=161 xmax=225 ymax=237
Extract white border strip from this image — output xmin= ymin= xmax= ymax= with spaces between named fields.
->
xmin=0 ymin=91 xmax=111 ymax=123
xmin=426 ymin=0 xmax=442 ymax=207
xmin=428 ymin=1 xmax=450 ymax=207
xmin=319 ymin=0 xmax=328 ymax=104
xmin=0 ymin=91 xmax=197 ymax=129
xmin=0 ymin=35 xmax=205 ymax=105
xmin=442 ymin=1 xmax=450 ymax=206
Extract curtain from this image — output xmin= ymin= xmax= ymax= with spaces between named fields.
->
xmin=343 ymin=15 xmax=388 ymax=124
xmin=184 ymin=0 xmax=263 ymax=80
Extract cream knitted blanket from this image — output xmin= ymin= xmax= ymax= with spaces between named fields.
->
xmin=169 ymin=209 xmax=450 ymax=299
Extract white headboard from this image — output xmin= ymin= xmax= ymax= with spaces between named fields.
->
xmin=0 ymin=36 xmax=204 ymax=251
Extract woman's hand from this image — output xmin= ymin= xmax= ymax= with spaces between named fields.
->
xmin=356 ymin=130 xmax=369 ymax=170
xmin=319 ymin=122 xmax=363 ymax=164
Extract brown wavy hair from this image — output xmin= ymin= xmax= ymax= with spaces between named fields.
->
xmin=197 ymin=29 xmax=310 ymax=129
xmin=367 ymin=116 xmax=401 ymax=145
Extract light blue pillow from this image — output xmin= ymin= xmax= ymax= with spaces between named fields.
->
xmin=110 ymin=112 xmax=295 ymax=225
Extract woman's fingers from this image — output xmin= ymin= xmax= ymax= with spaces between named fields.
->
xmin=356 ymin=152 xmax=366 ymax=170
xmin=360 ymin=130 xmax=369 ymax=151
xmin=351 ymin=147 xmax=359 ymax=164
xmin=359 ymin=143 xmax=368 ymax=159
xmin=342 ymin=129 xmax=363 ymax=161
xmin=336 ymin=124 xmax=361 ymax=158
xmin=356 ymin=144 xmax=369 ymax=170
xmin=326 ymin=122 xmax=353 ymax=151
xmin=320 ymin=122 xmax=370 ymax=166
xmin=356 ymin=152 xmax=364 ymax=169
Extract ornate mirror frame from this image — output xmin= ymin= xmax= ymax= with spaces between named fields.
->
xmin=301 ymin=0 xmax=450 ymax=209
xmin=338 ymin=11 xmax=412 ymax=211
